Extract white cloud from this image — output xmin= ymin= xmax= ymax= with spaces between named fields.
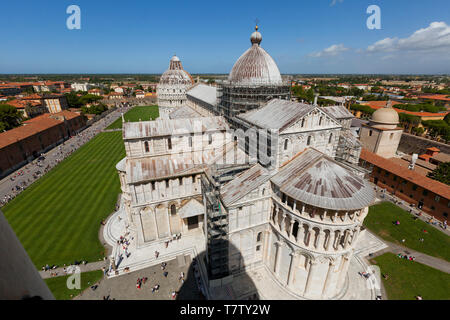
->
xmin=330 ymin=0 xmax=344 ymax=6
xmin=309 ymin=44 xmax=349 ymax=57
xmin=367 ymin=21 xmax=450 ymax=53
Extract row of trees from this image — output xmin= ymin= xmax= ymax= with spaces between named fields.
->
xmin=0 ymin=104 xmax=23 ymax=132
xmin=65 ymin=92 xmax=104 ymax=108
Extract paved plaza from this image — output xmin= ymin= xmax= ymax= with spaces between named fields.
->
xmin=76 ymin=258 xmax=205 ymax=300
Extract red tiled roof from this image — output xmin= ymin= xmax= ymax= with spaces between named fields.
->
xmin=419 ymin=94 xmax=450 ymax=102
xmin=0 ymin=111 xmax=82 ymax=149
xmin=361 ymin=101 xmax=449 ymax=117
xmin=360 ymin=148 xmax=450 ymax=200
xmin=427 ymin=147 xmax=440 ymax=152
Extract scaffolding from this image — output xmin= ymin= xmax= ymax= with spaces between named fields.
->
xmin=201 ymin=163 xmax=251 ymax=280
xmin=217 ymin=82 xmax=291 ymax=121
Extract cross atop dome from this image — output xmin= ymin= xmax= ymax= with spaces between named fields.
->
xmin=250 ymin=23 xmax=262 ymax=45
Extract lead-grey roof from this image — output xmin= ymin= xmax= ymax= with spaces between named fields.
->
xmin=321 ymin=105 xmax=354 ymax=120
xmin=237 ymin=99 xmax=315 ymax=132
xmin=220 ymin=163 xmax=271 ymax=206
xmin=126 ymin=141 xmax=248 ymax=184
xmin=169 ymin=105 xmax=202 ymax=119
xmin=271 ymin=148 xmax=375 ymax=210
xmin=123 ymin=116 xmax=228 ymax=140
xmin=186 ymin=84 xmax=217 ymax=106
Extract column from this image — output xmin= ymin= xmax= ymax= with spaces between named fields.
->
xmin=293 ymin=200 xmax=297 ymax=212
xmin=304 ymin=260 xmax=319 ymax=296
xmin=314 ymin=229 xmax=322 ymax=250
xmin=280 ymin=213 xmax=287 ymax=232
xmin=263 ymin=230 xmax=271 ymax=263
xmin=337 ymin=256 xmax=350 ymax=289
xmin=325 ymin=230 xmax=333 ymax=251
xmin=333 ymin=211 xmax=338 ymax=222
xmin=301 ymin=204 xmax=305 ymax=215
xmin=273 ymin=241 xmax=283 ymax=276
xmin=317 ymin=229 xmax=327 ymax=251
xmin=343 ymin=211 xmax=349 ymax=222
xmin=288 ymin=218 xmax=294 ymax=240
xmin=297 ymin=223 xmax=305 ymax=246
xmin=322 ymin=260 xmax=338 ymax=298
xmin=350 ymin=226 xmax=361 ymax=246
xmin=343 ymin=230 xmax=351 ymax=249
xmin=286 ymin=252 xmax=298 ymax=287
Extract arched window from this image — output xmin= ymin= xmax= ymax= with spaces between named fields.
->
xmin=301 ymin=118 xmax=305 ymax=127
xmin=319 ymin=116 xmax=323 ymax=126
xmin=189 ymin=135 xmax=193 ymax=148
xmin=168 ymin=138 xmax=172 ymax=150
xmin=208 ymin=134 xmax=212 ymax=145
xmin=257 ymin=232 xmax=262 ymax=242
xmin=284 ymin=139 xmax=289 ymax=150
xmin=170 ymin=204 xmax=176 ymax=215
xmin=328 ymin=133 xmax=333 ymax=144
xmin=369 ymin=130 xmax=373 ymax=137
xmin=144 ymin=141 xmax=149 ymax=152
xmin=307 ymin=135 xmax=312 ymax=146
xmin=262 ymin=188 xmax=265 ymax=196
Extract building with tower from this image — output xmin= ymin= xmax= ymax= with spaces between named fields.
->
xmin=157 ymin=55 xmax=194 ymax=110
xmin=359 ymin=102 xmax=403 ymax=159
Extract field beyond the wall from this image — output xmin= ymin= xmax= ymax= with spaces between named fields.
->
xmin=106 ymin=105 xmax=159 ymax=129
xmin=364 ymin=202 xmax=450 ymax=262
xmin=371 ymin=252 xmax=450 ymax=300
xmin=2 ymin=131 xmax=125 ymax=269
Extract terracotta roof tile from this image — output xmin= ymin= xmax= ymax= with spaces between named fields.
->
xmin=360 ymin=148 xmax=450 ymax=200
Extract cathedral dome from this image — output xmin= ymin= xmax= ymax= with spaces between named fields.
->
xmin=159 ymin=55 xmax=194 ymax=86
xmin=228 ymin=26 xmax=283 ymax=86
xmin=370 ymin=102 xmax=399 ymax=127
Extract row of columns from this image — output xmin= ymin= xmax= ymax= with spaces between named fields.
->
xmin=279 ymin=194 xmax=361 ymax=223
xmin=272 ymin=205 xmax=361 ymax=252
xmin=271 ymin=238 xmax=352 ymax=298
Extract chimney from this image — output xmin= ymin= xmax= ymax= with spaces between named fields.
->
xmin=313 ymin=94 xmax=318 ymax=106
xmin=408 ymin=153 xmax=418 ymax=170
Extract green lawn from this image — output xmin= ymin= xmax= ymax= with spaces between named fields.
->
xmin=364 ymin=202 xmax=450 ymax=262
xmin=2 ymin=131 xmax=125 ymax=269
xmin=106 ymin=105 xmax=159 ymax=129
xmin=371 ymin=252 xmax=450 ymax=300
xmin=45 ymin=270 xmax=103 ymax=300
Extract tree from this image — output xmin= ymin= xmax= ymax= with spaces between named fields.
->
xmin=0 ymin=104 xmax=23 ymax=131
xmin=427 ymin=162 xmax=450 ymax=185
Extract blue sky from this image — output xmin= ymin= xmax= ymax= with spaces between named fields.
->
xmin=1 ymin=0 xmax=449 ymax=74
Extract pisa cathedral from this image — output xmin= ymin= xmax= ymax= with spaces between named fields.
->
xmin=113 ymin=26 xmax=376 ymax=300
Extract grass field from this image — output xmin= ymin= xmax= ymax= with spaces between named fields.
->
xmin=370 ymin=252 xmax=450 ymax=300
xmin=45 ymin=270 xmax=104 ymax=300
xmin=106 ymin=105 xmax=159 ymax=129
xmin=364 ymin=202 xmax=450 ymax=262
xmin=2 ymin=131 xmax=125 ymax=269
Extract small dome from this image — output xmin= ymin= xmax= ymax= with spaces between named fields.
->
xmin=159 ymin=55 xmax=193 ymax=86
xmin=228 ymin=26 xmax=282 ymax=86
xmin=370 ymin=102 xmax=399 ymax=127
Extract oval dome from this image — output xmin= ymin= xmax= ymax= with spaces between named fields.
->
xmin=371 ymin=103 xmax=399 ymax=126
xmin=228 ymin=26 xmax=282 ymax=86
xmin=159 ymin=55 xmax=193 ymax=86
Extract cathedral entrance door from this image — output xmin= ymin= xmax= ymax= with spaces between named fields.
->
xmin=187 ymin=216 xmax=199 ymax=230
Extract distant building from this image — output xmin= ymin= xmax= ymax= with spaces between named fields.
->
xmin=359 ymin=102 xmax=403 ymax=158
xmin=88 ymin=88 xmax=102 ymax=96
xmin=156 ymin=55 xmax=194 ymax=109
xmin=0 ymin=111 xmax=86 ymax=178
xmin=359 ymin=149 xmax=450 ymax=222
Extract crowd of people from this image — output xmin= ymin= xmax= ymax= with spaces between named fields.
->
xmin=0 ymin=103 xmax=132 ymax=206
